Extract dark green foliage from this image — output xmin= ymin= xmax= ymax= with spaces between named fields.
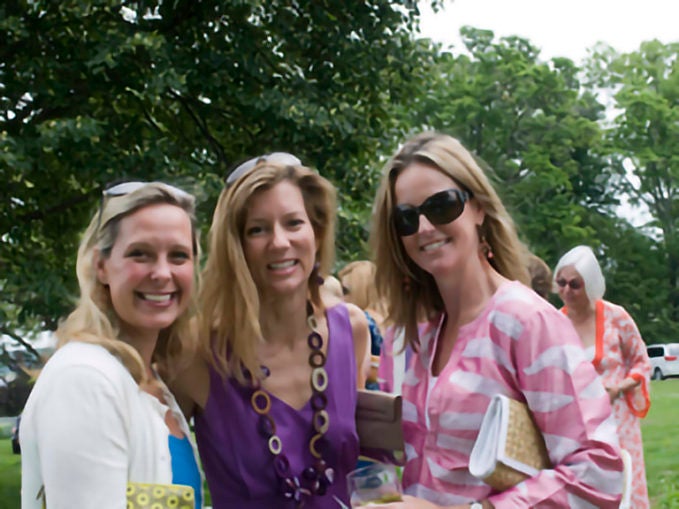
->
xmin=0 ymin=3 xmax=676 ymax=348
xmin=390 ymin=27 xmax=676 ymax=343
xmin=1 ymin=0 xmax=438 ymax=331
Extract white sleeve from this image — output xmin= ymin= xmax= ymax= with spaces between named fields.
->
xmin=35 ymin=364 xmax=130 ymax=509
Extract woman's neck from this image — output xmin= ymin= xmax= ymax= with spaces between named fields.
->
xmin=438 ymin=263 xmax=507 ymax=327
xmin=259 ymin=291 xmax=312 ymax=347
xmin=118 ymin=328 xmax=157 ymax=368
xmin=567 ymin=300 xmax=596 ymax=323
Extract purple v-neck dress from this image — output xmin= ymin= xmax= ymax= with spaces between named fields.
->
xmin=195 ymin=304 xmax=359 ymax=508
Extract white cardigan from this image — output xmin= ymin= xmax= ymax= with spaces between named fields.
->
xmin=20 ymin=341 xmax=201 ymax=509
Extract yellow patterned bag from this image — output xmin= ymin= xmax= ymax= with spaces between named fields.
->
xmin=40 ymin=482 xmax=195 ymax=509
xmin=126 ymin=482 xmax=195 ymax=509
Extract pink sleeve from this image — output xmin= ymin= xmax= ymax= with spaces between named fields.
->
xmin=612 ymin=304 xmax=651 ymax=417
xmin=488 ymin=307 xmax=623 ymax=509
xmin=377 ymin=326 xmax=397 ymax=393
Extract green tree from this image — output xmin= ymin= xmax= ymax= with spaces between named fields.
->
xmin=588 ymin=40 xmax=679 ymax=325
xmin=586 ymin=213 xmax=674 ymax=342
xmin=395 ymin=27 xmax=672 ymax=338
xmin=400 ymin=27 xmax=615 ymax=258
xmin=1 ymin=0 xmax=440 ymax=334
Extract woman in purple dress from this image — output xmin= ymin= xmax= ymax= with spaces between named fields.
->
xmin=170 ymin=154 xmax=370 ymax=508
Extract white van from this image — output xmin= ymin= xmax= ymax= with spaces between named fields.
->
xmin=647 ymin=343 xmax=679 ymax=380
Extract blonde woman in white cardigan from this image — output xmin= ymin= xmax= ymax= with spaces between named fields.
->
xmin=21 ymin=182 xmax=203 ymax=509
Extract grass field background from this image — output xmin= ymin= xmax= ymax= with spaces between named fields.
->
xmin=643 ymin=379 xmax=679 ymax=508
xmin=1 ymin=379 xmax=678 ymax=508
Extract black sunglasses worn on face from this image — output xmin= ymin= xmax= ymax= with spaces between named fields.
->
xmin=225 ymin=152 xmax=302 ymax=188
xmin=556 ymin=278 xmax=583 ymax=290
xmin=393 ymin=188 xmax=473 ymax=237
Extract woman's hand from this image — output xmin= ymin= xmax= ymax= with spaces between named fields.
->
xmin=605 ymin=377 xmax=641 ymax=403
xmin=356 ymin=495 xmax=472 ymax=508
xmin=605 ymin=385 xmax=621 ymax=403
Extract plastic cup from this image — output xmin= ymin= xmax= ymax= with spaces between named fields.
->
xmin=347 ymin=462 xmax=402 ymax=507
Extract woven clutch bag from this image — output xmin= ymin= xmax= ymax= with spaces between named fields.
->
xmin=469 ymin=394 xmax=550 ymax=491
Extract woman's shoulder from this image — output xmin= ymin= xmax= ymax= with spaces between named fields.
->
xmin=26 ymin=342 xmax=140 ymax=416
xmin=321 ymin=292 xmax=345 ymax=310
xmin=484 ymin=281 xmax=572 ymax=334
xmin=342 ymin=301 xmax=369 ymax=328
xmin=47 ymin=342 xmax=122 ymax=371
xmin=323 ymin=300 xmax=362 ymax=324
xmin=491 ymin=281 xmax=556 ymax=314
xmin=601 ymin=299 xmax=630 ymax=317
xmin=40 ymin=342 xmax=134 ymax=388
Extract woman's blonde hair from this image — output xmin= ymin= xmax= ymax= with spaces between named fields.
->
xmin=370 ymin=132 xmax=530 ymax=344
xmin=338 ymin=260 xmax=386 ymax=318
xmin=55 ymin=182 xmax=200 ymax=384
xmin=201 ymin=162 xmax=337 ymax=383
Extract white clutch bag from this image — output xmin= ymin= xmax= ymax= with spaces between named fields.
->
xmin=469 ymin=394 xmax=551 ymax=491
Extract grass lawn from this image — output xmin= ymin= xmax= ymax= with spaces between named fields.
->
xmin=1 ymin=379 xmax=678 ymax=508
xmin=643 ymin=378 xmax=679 ymax=508
xmin=0 ymin=439 xmax=21 ymax=509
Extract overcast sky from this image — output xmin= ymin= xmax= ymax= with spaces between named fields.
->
xmin=418 ymin=0 xmax=679 ymax=63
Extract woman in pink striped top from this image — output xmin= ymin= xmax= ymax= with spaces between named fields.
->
xmin=368 ymin=132 xmax=623 ymax=509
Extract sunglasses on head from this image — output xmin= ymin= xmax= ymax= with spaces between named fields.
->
xmin=393 ymin=188 xmax=473 ymax=237
xmin=102 ymin=181 xmax=192 ymax=199
xmin=556 ymin=278 xmax=583 ymax=290
xmin=97 ymin=181 xmax=192 ymax=230
xmin=225 ymin=152 xmax=302 ymax=188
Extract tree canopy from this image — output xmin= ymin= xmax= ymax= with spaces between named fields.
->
xmin=1 ymin=1 xmax=677 ymax=356
xmin=1 ymin=0 xmax=440 ymax=334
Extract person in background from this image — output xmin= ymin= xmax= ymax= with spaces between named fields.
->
xmin=368 ymin=132 xmax=622 ymax=508
xmin=339 ymin=260 xmax=387 ymax=389
xmin=339 ymin=260 xmax=387 ymax=353
xmin=320 ymin=274 xmax=344 ymax=301
xmin=526 ymin=253 xmax=552 ymax=300
xmin=20 ymin=182 xmax=203 ymax=509
xmin=554 ymin=244 xmax=651 ymax=509
xmin=171 ymin=155 xmax=370 ymax=508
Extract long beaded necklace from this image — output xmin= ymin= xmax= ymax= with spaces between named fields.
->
xmin=245 ymin=301 xmax=334 ymax=507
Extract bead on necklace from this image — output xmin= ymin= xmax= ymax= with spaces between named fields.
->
xmin=246 ymin=301 xmax=334 ymax=507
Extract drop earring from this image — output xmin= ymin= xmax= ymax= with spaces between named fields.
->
xmin=477 ymin=225 xmax=494 ymax=260
xmin=313 ymin=261 xmax=324 ymax=285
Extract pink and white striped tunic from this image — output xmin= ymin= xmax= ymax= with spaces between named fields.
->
xmin=383 ymin=281 xmax=623 ymax=508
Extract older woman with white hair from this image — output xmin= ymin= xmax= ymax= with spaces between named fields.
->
xmin=554 ymin=244 xmax=652 ymax=509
